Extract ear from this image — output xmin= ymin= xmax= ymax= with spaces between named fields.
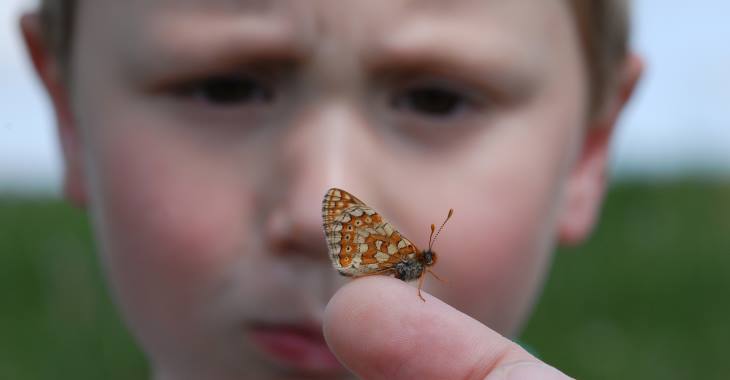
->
xmin=557 ymin=53 xmax=644 ymax=245
xmin=20 ymin=13 xmax=86 ymax=207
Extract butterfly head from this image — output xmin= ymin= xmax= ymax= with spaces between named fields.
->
xmin=421 ymin=249 xmax=438 ymax=267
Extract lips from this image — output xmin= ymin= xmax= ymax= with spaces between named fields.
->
xmin=248 ymin=322 xmax=343 ymax=372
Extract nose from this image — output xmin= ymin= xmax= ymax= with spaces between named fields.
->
xmin=263 ymin=101 xmax=373 ymax=259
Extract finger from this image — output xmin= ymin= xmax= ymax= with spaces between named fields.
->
xmin=323 ymin=276 xmax=572 ymax=380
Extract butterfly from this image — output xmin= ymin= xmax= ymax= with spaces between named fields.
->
xmin=322 ymin=188 xmax=453 ymax=301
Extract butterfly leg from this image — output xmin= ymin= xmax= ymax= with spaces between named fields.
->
xmin=417 ymin=274 xmax=426 ymax=302
xmin=427 ymin=269 xmax=447 ymax=284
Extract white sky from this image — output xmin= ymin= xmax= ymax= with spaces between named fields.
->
xmin=1 ymin=0 xmax=729 ymax=195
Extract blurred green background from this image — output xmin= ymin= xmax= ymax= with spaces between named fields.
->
xmin=1 ymin=180 xmax=729 ymax=379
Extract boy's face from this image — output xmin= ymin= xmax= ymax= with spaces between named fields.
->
xmin=59 ymin=0 xmax=596 ymax=378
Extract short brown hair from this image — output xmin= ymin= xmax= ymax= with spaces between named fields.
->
xmin=569 ymin=0 xmax=630 ymax=113
xmin=39 ymin=0 xmax=75 ymax=71
xmin=38 ymin=0 xmax=629 ymax=113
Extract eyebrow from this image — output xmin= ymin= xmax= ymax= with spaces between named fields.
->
xmin=172 ymin=0 xmax=280 ymax=13
xmin=130 ymin=9 xmax=307 ymax=86
xmin=365 ymin=25 xmax=537 ymax=101
xmin=368 ymin=43 xmax=510 ymax=79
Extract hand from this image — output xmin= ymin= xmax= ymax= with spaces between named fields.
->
xmin=324 ymin=276 xmax=573 ymax=380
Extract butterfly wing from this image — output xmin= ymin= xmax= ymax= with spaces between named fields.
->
xmin=322 ymin=188 xmax=365 ymax=237
xmin=322 ymin=188 xmax=420 ymax=276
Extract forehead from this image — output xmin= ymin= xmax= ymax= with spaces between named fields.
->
xmin=76 ymin=0 xmax=577 ymax=81
xmin=85 ymin=0 xmax=568 ymax=14
xmin=79 ymin=0 xmax=573 ymax=46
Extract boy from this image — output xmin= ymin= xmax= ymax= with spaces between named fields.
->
xmin=21 ymin=0 xmax=642 ymax=379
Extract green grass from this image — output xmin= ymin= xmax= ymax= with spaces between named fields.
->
xmin=0 ymin=200 xmax=147 ymax=379
xmin=1 ymin=181 xmax=729 ymax=379
xmin=522 ymin=181 xmax=730 ymax=379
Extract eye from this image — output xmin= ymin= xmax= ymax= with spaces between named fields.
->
xmin=392 ymin=85 xmax=468 ymax=118
xmin=180 ymin=74 xmax=274 ymax=106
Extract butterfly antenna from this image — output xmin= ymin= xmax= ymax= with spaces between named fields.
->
xmin=428 ymin=224 xmax=436 ymax=250
xmin=429 ymin=209 xmax=454 ymax=250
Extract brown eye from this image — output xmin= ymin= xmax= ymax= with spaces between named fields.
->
xmin=393 ymin=86 xmax=466 ymax=117
xmin=184 ymin=75 xmax=274 ymax=105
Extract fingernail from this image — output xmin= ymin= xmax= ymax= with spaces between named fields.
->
xmin=487 ymin=361 xmax=573 ymax=380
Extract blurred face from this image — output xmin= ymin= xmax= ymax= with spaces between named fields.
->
xmin=67 ymin=0 xmax=589 ymax=378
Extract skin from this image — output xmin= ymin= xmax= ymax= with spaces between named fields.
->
xmin=22 ymin=0 xmax=642 ymax=378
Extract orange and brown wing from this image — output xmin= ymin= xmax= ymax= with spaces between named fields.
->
xmin=322 ymin=188 xmax=365 ymax=238
xmin=322 ymin=188 xmax=419 ymax=276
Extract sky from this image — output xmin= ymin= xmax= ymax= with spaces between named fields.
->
xmin=1 ymin=0 xmax=729 ymax=195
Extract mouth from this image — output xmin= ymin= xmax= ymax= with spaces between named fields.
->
xmin=247 ymin=322 xmax=343 ymax=372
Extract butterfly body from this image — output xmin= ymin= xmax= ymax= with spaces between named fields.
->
xmin=393 ymin=255 xmax=426 ymax=281
xmin=322 ymin=188 xmax=449 ymax=300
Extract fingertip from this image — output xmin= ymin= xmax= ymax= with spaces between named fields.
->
xmin=323 ymin=278 xmax=570 ymax=380
xmin=323 ymin=276 xmax=518 ymax=379
xmin=323 ymin=276 xmax=438 ymax=376
xmin=323 ymin=276 xmax=415 ymax=352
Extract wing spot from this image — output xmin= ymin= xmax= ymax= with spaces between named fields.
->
xmin=339 ymin=254 xmax=352 ymax=267
xmin=375 ymin=251 xmax=390 ymax=262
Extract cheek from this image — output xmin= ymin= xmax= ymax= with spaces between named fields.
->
xmin=82 ymin=116 xmax=258 ymax=328
xmin=397 ymin=108 xmax=582 ymax=334
xmin=437 ymin=180 xmax=555 ymax=316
